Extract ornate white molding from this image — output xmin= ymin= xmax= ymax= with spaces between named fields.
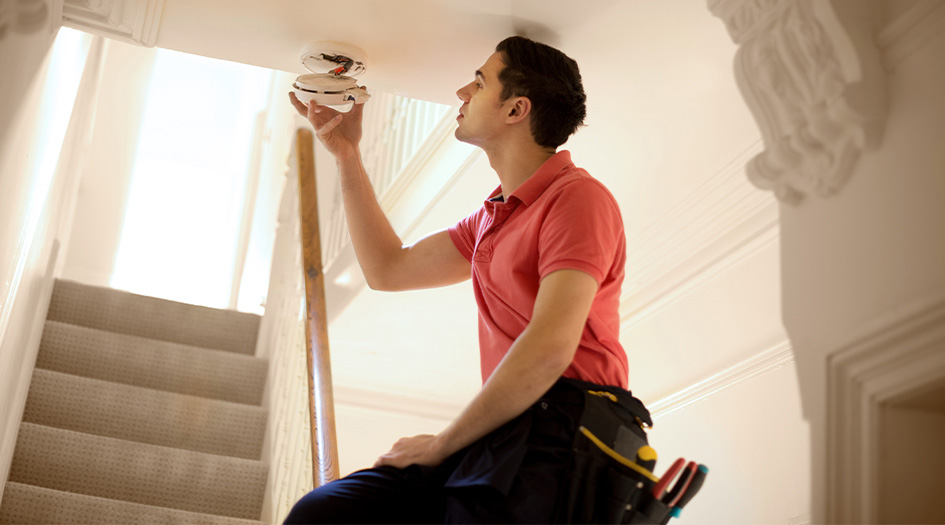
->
xmin=708 ymin=0 xmax=887 ymax=205
xmin=61 ymin=0 xmax=164 ymax=47
xmin=648 ymin=338 xmax=794 ymax=419
xmin=826 ymin=293 xmax=945 ymax=522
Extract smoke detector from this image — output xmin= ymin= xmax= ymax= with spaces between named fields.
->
xmin=292 ymin=42 xmax=370 ymax=112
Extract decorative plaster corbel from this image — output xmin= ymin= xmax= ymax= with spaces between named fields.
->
xmin=708 ymin=0 xmax=886 ymax=204
xmin=62 ymin=0 xmax=164 ymax=47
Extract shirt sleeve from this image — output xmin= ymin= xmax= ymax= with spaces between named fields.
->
xmin=448 ymin=206 xmax=484 ymax=263
xmin=537 ymin=179 xmax=624 ymax=285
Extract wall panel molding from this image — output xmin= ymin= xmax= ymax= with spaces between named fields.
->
xmin=62 ymin=0 xmax=164 ymax=46
xmin=648 ymin=338 xmax=794 ymax=419
xmin=620 ymin=139 xmax=776 ymax=331
xmin=826 ymin=292 xmax=945 ymax=523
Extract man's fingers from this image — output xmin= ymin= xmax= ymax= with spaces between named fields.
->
xmin=287 ymin=92 xmax=308 ymax=116
xmin=374 ymin=451 xmax=397 ymax=468
xmin=351 ymin=99 xmax=366 ymax=117
xmin=315 ymin=114 xmax=343 ymax=138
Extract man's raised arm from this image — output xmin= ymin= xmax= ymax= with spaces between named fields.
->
xmin=289 ymin=92 xmax=470 ymax=291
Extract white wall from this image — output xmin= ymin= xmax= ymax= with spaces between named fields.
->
xmin=335 ymin=404 xmax=452 ymax=477
xmin=0 ymin=25 xmax=105 ymax=500
xmin=647 ymin=360 xmax=811 ymax=523
xmin=322 ymin=2 xmax=811 ymax=522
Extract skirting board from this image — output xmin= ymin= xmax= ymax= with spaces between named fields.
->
xmin=0 ymin=241 xmax=59 ymax=506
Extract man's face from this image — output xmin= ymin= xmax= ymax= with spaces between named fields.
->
xmin=454 ymin=52 xmax=509 ymax=147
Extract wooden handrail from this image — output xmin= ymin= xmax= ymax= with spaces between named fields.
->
xmin=295 ymin=127 xmax=340 ymax=486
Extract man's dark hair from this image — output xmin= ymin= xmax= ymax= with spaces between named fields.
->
xmin=495 ymin=36 xmax=587 ymax=149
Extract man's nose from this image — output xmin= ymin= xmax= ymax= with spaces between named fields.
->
xmin=456 ymin=83 xmax=472 ymax=102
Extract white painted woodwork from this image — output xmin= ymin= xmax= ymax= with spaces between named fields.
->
xmin=61 ymin=0 xmax=163 ymax=47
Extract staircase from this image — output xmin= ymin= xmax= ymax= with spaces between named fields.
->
xmin=0 ymin=280 xmax=271 ymax=524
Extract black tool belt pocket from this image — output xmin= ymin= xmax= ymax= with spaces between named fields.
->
xmin=559 ymin=382 xmax=671 ymax=524
xmin=564 ymin=426 xmax=673 ymax=524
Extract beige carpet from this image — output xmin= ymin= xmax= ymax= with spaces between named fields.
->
xmin=1 ymin=280 xmax=270 ymax=524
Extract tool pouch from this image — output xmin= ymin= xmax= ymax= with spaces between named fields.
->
xmin=566 ymin=427 xmax=672 ymax=524
xmin=560 ymin=381 xmax=672 ymax=524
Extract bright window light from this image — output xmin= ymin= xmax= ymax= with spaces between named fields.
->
xmin=111 ymin=49 xmax=272 ymax=309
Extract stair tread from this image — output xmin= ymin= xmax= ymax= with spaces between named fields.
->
xmin=47 ymin=280 xmax=261 ymax=354
xmin=37 ymin=320 xmax=267 ymax=405
xmin=24 ymin=369 xmax=267 ymax=459
xmin=9 ymin=423 xmax=268 ymax=520
xmin=0 ymin=482 xmax=265 ymax=524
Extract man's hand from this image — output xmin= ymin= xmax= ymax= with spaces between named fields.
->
xmin=288 ymin=91 xmax=366 ymax=161
xmin=374 ymin=434 xmax=449 ymax=469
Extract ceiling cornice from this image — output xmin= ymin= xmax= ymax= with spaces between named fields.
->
xmin=62 ymin=0 xmax=164 ymax=47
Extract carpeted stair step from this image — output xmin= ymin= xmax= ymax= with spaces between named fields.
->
xmin=36 ymin=320 xmax=267 ymax=405
xmin=9 ymin=423 xmax=268 ymax=520
xmin=0 ymin=482 xmax=265 ymax=524
xmin=47 ymin=280 xmax=261 ymax=354
xmin=23 ymin=369 xmax=267 ymax=459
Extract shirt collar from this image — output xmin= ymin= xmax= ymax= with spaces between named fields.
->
xmin=483 ymin=150 xmax=574 ymax=206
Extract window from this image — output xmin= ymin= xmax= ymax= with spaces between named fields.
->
xmin=111 ymin=48 xmax=272 ymax=309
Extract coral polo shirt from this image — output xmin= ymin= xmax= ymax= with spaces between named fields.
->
xmin=448 ymin=150 xmax=628 ymax=389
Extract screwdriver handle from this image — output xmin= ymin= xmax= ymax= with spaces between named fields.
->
xmin=669 ymin=464 xmax=708 ymax=518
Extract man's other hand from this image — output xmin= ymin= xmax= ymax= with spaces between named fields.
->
xmin=374 ymin=434 xmax=449 ymax=469
xmin=288 ymin=90 xmax=366 ymax=161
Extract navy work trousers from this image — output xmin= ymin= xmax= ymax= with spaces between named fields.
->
xmin=283 ymin=378 xmax=650 ymax=524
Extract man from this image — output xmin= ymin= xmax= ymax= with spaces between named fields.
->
xmin=285 ymin=36 xmax=652 ymax=524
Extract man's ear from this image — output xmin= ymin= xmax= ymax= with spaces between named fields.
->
xmin=506 ymin=96 xmax=531 ymax=124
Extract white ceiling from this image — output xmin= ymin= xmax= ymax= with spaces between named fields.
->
xmin=158 ymin=0 xmax=640 ymax=105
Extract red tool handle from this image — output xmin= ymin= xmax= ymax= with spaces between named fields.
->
xmin=652 ymin=457 xmax=685 ymax=499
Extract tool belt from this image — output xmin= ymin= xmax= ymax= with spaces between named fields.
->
xmin=443 ymin=377 xmax=695 ymax=524
xmin=553 ymin=378 xmax=675 ymax=524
